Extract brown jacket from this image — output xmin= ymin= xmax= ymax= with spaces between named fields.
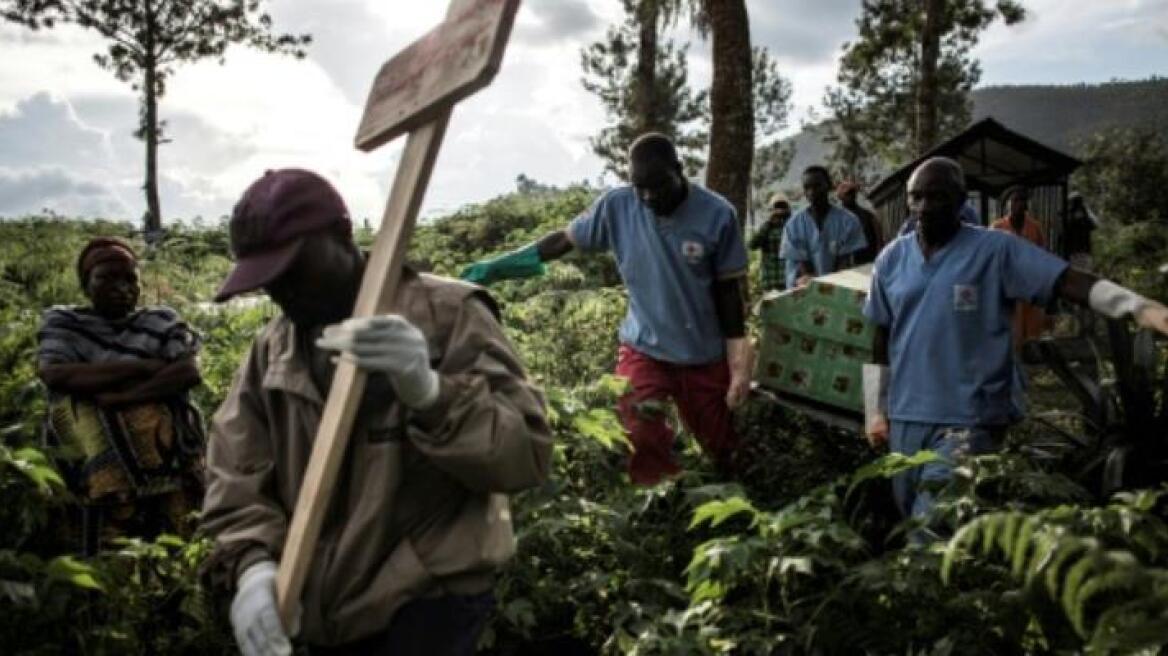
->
xmin=201 ymin=272 xmax=552 ymax=646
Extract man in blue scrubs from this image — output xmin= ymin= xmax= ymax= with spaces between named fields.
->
xmin=460 ymin=133 xmax=752 ymax=485
xmin=862 ymin=157 xmax=1168 ymax=529
xmin=780 ymin=165 xmax=867 ymax=288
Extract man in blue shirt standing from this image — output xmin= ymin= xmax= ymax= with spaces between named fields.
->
xmin=780 ymin=165 xmax=867 ymax=289
xmin=461 ymin=133 xmax=751 ymax=485
xmin=862 ymin=157 xmax=1168 ymax=529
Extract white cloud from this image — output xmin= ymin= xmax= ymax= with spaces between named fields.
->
xmin=0 ymin=0 xmax=1165 ymax=226
xmin=0 ymin=166 xmax=126 ymax=217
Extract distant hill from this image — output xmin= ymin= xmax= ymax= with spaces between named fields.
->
xmin=778 ymin=77 xmax=1168 ymax=189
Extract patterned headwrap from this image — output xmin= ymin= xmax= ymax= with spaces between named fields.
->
xmin=77 ymin=237 xmax=138 ymax=286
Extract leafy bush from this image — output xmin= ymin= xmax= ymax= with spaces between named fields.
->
xmin=0 ymin=192 xmax=1165 ymax=654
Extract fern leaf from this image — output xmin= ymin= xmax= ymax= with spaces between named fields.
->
xmin=1044 ymin=538 xmax=1092 ymax=600
xmin=980 ymin=513 xmax=1001 ymax=557
xmin=1024 ymin=529 xmax=1061 ymax=589
xmin=1011 ymin=516 xmax=1038 ymax=579
xmin=941 ymin=518 xmax=984 ymax=584
xmin=997 ymin=512 xmax=1022 ymax=562
xmin=1060 ymin=552 xmax=1100 ymax=637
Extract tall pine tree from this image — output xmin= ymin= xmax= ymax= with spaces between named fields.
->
xmin=824 ymin=0 xmax=1024 ymax=174
xmin=1 ymin=0 xmax=310 ymax=236
xmin=581 ymin=0 xmax=707 ymax=179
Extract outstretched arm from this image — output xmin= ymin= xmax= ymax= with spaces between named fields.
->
xmin=537 ymin=229 xmax=575 ymax=261
xmin=1057 ymin=268 xmax=1168 ymax=336
xmin=460 ymin=228 xmax=576 ymax=286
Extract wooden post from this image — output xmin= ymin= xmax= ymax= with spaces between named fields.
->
xmin=274 ymin=0 xmax=521 ymax=629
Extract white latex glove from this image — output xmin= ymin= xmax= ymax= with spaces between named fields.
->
xmin=862 ymin=364 xmax=890 ymax=449
xmin=315 ymin=315 xmax=440 ymax=409
xmin=1088 ymin=280 xmax=1168 ymax=337
xmin=230 ymin=560 xmax=292 ymax=656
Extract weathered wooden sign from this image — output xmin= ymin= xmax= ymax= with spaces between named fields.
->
xmin=355 ymin=0 xmax=520 ymax=151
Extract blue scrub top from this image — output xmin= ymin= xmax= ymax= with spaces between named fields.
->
xmin=780 ymin=205 xmax=867 ymax=289
xmin=863 ymin=226 xmax=1068 ymax=426
xmin=570 ymin=185 xmax=747 ymax=365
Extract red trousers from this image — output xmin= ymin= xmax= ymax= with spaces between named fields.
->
xmin=614 ymin=345 xmax=739 ymax=486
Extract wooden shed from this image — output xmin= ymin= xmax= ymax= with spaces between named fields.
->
xmin=867 ymin=118 xmax=1082 ymax=255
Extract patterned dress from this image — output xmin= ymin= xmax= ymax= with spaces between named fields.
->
xmin=37 ymin=305 xmax=204 ymax=553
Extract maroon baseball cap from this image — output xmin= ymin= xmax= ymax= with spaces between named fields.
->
xmin=214 ymin=168 xmax=352 ymax=303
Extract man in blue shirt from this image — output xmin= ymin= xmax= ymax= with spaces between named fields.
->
xmin=862 ymin=157 xmax=1168 ymax=529
xmin=780 ymin=165 xmax=867 ymax=289
xmin=460 ymin=133 xmax=751 ymax=485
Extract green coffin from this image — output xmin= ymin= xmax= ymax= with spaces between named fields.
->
xmin=755 ymin=265 xmax=874 ymax=413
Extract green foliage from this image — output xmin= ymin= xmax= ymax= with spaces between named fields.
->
xmin=942 ymin=492 xmax=1168 ymax=653
xmin=1074 ymin=127 xmax=1168 ymax=304
xmin=1076 ymin=127 xmax=1168 ymax=227
xmin=580 ymin=0 xmax=709 ymax=178
xmin=749 ymin=47 xmax=795 ymax=221
xmin=2 ymin=192 xmax=1167 ymax=654
xmin=0 ymin=534 xmax=233 ymax=654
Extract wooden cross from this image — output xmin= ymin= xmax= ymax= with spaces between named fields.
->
xmin=275 ymin=0 xmax=521 ymax=628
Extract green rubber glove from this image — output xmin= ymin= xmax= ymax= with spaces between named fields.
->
xmin=459 ymin=243 xmax=546 ymax=285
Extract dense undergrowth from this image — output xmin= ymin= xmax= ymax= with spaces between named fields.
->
xmin=1 ymin=186 xmax=1167 ymax=654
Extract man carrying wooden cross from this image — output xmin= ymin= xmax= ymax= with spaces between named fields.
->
xmin=461 ymin=133 xmax=752 ymax=486
xmin=201 ymin=168 xmax=552 ymax=654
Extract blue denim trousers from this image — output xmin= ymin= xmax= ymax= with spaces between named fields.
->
xmin=889 ymin=422 xmax=1002 ymax=520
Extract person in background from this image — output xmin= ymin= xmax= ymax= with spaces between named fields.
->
xmin=862 ymin=158 xmax=1168 ymax=537
xmin=37 ymin=237 xmax=204 ymax=554
xmin=991 ymin=185 xmax=1051 ymax=350
xmin=750 ymin=192 xmax=791 ymax=291
xmin=836 ymin=181 xmax=883 ymax=265
xmin=1064 ymin=192 xmax=1099 ymax=270
xmin=460 ymin=133 xmax=751 ymax=486
xmin=780 ymin=165 xmax=867 ymax=288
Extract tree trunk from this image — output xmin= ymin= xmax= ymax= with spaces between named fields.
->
xmin=916 ymin=0 xmax=943 ymax=155
xmin=141 ymin=1 xmax=162 ymax=235
xmin=704 ymin=0 xmax=753 ymax=227
xmin=633 ymin=1 xmax=659 ymax=134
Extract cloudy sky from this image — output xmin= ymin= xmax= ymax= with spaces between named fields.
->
xmin=0 ymin=0 xmax=1165 ymax=225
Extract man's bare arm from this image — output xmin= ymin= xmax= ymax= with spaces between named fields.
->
xmin=536 ymin=230 xmax=575 ymax=261
xmin=1055 ymin=267 xmax=1168 ymax=336
xmin=873 ymin=326 xmax=890 ymax=365
xmin=1056 ymin=268 xmax=1098 ymax=306
xmin=712 ymin=276 xmax=751 ymax=409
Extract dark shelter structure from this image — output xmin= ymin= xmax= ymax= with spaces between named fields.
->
xmin=868 ymin=118 xmax=1082 ymax=255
